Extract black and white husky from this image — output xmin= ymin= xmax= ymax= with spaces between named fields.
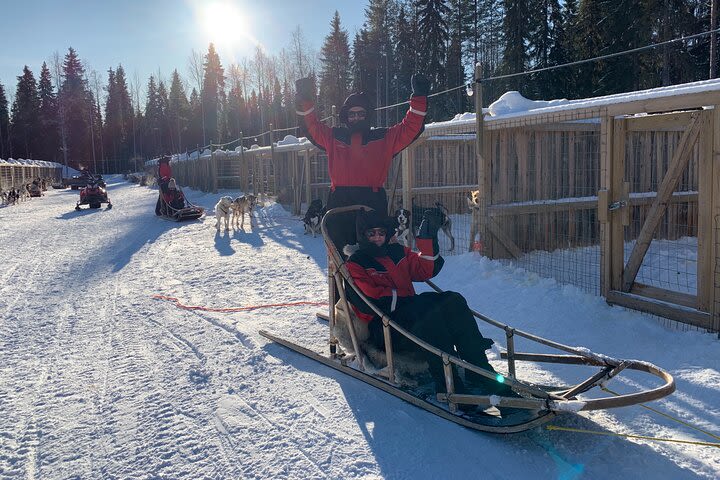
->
xmin=303 ymin=199 xmax=326 ymax=237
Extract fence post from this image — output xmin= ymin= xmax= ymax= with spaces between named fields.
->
xmin=269 ymin=124 xmax=276 ymax=199
xmin=239 ymin=131 xmax=248 ymax=193
xmin=474 ymin=63 xmax=490 ymax=257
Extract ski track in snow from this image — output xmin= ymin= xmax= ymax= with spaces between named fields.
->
xmin=0 ymin=177 xmax=718 ymax=479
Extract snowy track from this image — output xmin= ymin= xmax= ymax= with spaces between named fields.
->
xmin=0 ymin=178 xmax=718 ymax=479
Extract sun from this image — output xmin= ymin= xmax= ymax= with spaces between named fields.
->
xmin=200 ymin=2 xmax=256 ymax=50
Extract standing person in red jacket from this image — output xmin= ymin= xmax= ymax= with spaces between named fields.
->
xmin=345 ymin=208 xmax=513 ymax=399
xmin=295 ymin=74 xmax=430 ymax=250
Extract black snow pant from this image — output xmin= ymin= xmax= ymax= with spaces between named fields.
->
xmin=366 ymin=291 xmax=508 ymax=395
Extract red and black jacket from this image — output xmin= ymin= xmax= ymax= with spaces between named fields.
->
xmin=296 ymin=97 xmax=427 ymax=191
xmin=345 ymin=237 xmax=444 ymax=323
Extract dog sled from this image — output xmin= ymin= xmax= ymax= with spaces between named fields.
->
xmin=260 ymin=206 xmax=676 ymax=434
xmin=155 ymin=190 xmax=204 ymax=222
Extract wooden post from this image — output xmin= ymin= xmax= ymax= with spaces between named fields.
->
xmin=712 ymin=106 xmax=720 ymax=332
xmin=611 ymin=118 xmax=626 ymax=292
xmin=304 ymin=149 xmax=312 ymax=206
xmin=474 ymin=63 xmax=490 ymax=257
xmin=402 ymin=148 xmax=412 ymax=215
xmin=696 ymin=111 xmax=713 ymax=312
xmin=239 ymin=131 xmax=248 ymax=193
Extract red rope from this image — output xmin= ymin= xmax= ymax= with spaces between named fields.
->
xmin=153 ymin=294 xmax=327 ymax=313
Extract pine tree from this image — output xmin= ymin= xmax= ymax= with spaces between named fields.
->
xmin=38 ymin=62 xmax=59 ymax=160
xmin=0 ymin=83 xmax=9 ymax=159
xmin=11 ymin=66 xmax=41 ymax=158
xmin=319 ymin=11 xmax=352 ymax=118
xmin=202 ymin=43 xmax=226 ymax=144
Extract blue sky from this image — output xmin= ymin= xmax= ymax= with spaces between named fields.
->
xmin=1 ymin=0 xmax=368 ymax=97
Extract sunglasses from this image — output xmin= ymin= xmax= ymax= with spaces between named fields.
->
xmin=365 ymin=228 xmax=387 ymax=238
xmin=347 ymin=110 xmax=367 ymax=120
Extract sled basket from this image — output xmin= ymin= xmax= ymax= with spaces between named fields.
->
xmin=317 ymin=205 xmax=676 ymax=434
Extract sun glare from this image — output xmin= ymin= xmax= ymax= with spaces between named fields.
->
xmin=201 ymin=2 xmax=256 ymax=50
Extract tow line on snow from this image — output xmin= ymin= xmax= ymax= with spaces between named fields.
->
xmin=546 ymin=386 xmax=720 ymax=448
xmin=546 ymin=425 xmax=720 ymax=448
xmin=152 ymin=294 xmax=328 ymax=313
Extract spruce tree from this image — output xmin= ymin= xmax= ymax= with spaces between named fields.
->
xmin=188 ymin=88 xmax=203 ymax=151
xmin=103 ymin=65 xmax=134 ymax=171
xmin=167 ymin=70 xmax=190 ymax=153
xmin=417 ymin=0 xmax=451 ymax=119
xmin=0 ymin=83 xmax=9 ymax=159
xmin=37 ymin=62 xmax=59 ymax=160
xmin=319 ymin=11 xmax=351 ymax=118
xmin=59 ymin=47 xmax=94 ymax=168
xmin=498 ymin=0 xmax=530 ymax=94
xmin=11 ymin=66 xmax=41 ymax=159
xmin=202 ymin=43 xmax=226 ymax=144
xmin=392 ymin=4 xmax=416 ymax=123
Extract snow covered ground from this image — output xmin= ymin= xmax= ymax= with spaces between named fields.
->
xmin=0 ymin=177 xmax=718 ymax=479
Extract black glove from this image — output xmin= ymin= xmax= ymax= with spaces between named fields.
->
xmin=416 ymin=208 xmax=443 ymax=239
xmin=295 ymin=77 xmax=315 ymax=106
xmin=411 ymin=73 xmax=430 ymax=97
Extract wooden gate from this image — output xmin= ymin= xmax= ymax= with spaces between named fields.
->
xmin=601 ymin=109 xmax=717 ymax=329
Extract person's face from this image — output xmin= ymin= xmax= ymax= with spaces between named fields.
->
xmin=365 ymin=227 xmax=386 ymax=247
xmin=347 ymin=107 xmax=367 ymax=126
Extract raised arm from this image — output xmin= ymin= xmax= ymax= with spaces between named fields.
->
xmin=295 ymin=77 xmax=333 ymax=151
xmin=385 ymin=74 xmax=430 ymax=156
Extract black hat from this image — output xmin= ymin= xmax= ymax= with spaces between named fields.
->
xmin=355 ymin=208 xmax=395 ymax=249
xmin=339 ymin=92 xmax=372 ymax=125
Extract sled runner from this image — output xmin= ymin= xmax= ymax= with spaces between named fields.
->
xmin=260 ymin=206 xmax=676 ymax=434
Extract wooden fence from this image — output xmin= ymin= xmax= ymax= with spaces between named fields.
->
xmin=146 ymin=76 xmax=720 ymax=332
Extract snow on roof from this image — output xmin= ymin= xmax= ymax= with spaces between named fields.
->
xmin=425 ymin=77 xmax=720 ymax=131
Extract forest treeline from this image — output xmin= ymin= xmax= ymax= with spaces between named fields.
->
xmin=0 ymin=0 xmax=717 ymax=173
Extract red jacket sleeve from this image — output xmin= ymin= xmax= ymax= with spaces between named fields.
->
xmin=384 ymin=96 xmax=427 ymax=156
xmin=405 ymin=238 xmax=442 ymax=281
xmin=346 ymin=261 xmax=388 ymax=300
xmin=297 ymin=100 xmax=333 ymax=151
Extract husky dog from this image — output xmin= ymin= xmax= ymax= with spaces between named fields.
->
xmin=411 ymin=201 xmax=455 ymax=251
xmin=214 ymin=195 xmax=234 ymax=231
xmin=303 ymin=199 xmax=326 ymax=237
xmin=394 ymin=208 xmax=414 ymax=248
xmin=467 ymin=190 xmax=481 ymax=252
xmin=231 ymin=194 xmax=258 ymax=231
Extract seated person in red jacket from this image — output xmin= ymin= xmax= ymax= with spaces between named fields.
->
xmin=163 ymin=178 xmax=186 ymax=211
xmin=345 ymin=208 xmax=513 ymax=399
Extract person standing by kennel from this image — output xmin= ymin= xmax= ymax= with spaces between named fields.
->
xmin=294 ymin=74 xmax=430 ymax=250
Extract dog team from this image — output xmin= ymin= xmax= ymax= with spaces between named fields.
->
xmin=214 ymin=194 xmax=259 ymax=232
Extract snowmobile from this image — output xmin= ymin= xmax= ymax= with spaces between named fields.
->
xmin=155 ymin=186 xmax=204 ymax=222
xmin=75 ymin=178 xmax=112 ymax=210
xmin=260 ymin=206 xmax=676 ymax=434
